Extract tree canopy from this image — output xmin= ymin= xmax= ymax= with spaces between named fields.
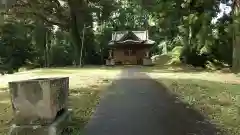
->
xmin=0 ymin=0 xmax=239 ymax=72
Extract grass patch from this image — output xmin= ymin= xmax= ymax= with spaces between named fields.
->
xmin=144 ymin=65 xmax=233 ymax=74
xmin=63 ymin=87 xmax=104 ymax=134
xmin=159 ymin=79 xmax=240 ymax=135
xmin=31 ymin=66 xmax=122 ymax=75
xmin=33 ymin=69 xmax=77 ymax=75
xmin=143 ymin=65 xmax=206 ymax=73
xmin=0 ymin=88 xmax=12 ymax=134
xmin=0 ymin=85 xmax=6 ymax=89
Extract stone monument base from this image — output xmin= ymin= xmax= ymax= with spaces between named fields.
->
xmin=106 ymin=59 xmax=115 ymax=66
xmin=9 ymin=109 xmax=72 ymax=135
xmin=143 ymin=58 xmax=153 ymax=66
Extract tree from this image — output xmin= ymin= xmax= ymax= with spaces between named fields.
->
xmin=0 ymin=23 xmax=36 ymax=72
xmin=0 ymin=0 xmax=236 ymax=71
xmin=232 ymin=0 xmax=240 ymax=72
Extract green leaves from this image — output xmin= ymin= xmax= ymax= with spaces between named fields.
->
xmin=0 ymin=23 xmax=35 ymax=71
xmin=181 ymin=0 xmax=191 ymax=8
xmin=0 ymin=0 xmax=235 ymax=69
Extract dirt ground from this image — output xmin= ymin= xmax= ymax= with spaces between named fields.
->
xmin=0 ymin=68 xmax=121 ymax=89
xmin=1 ymin=67 xmax=240 ymax=89
xmin=146 ymin=71 xmax=240 ymax=84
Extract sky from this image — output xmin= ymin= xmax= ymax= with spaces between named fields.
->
xmin=212 ymin=3 xmax=232 ymax=23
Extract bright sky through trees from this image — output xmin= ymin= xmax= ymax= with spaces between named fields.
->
xmin=212 ymin=3 xmax=232 ymax=23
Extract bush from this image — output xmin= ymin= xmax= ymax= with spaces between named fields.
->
xmin=151 ymin=54 xmax=171 ymax=65
xmin=168 ymin=46 xmax=183 ymax=66
xmin=180 ymin=46 xmax=210 ymax=68
xmin=50 ymin=45 xmax=74 ymax=66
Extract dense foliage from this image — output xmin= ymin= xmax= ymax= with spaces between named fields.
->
xmin=0 ymin=0 xmax=239 ymax=72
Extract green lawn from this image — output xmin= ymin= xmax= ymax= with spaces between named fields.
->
xmin=63 ymin=86 xmax=106 ymax=134
xmin=28 ymin=66 xmax=123 ymax=73
xmin=19 ymin=66 xmax=122 ymax=75
xmin=0 ymin=88 xmax=12 ymax=134
xmin=159 ymin=79 xmax=240 ymax=135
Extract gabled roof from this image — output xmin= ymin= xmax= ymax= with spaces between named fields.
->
xmin=118 ymin=31 xmax=141 ymax=41
xmin=111 ymin=31 xmax=128 ymax=41
xmin=111 ymin=31 xmax=149 ymax=41
xmin=109 ymin=30 xmax=155 ymax=46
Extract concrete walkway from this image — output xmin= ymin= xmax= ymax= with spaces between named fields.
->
xmin=83 ymin=68 xmax=220 ymax=135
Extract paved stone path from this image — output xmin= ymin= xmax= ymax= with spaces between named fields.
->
xmin=83 ymin=68 xmax=220 ymax=135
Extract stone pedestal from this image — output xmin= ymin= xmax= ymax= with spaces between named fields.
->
xmin=9 ymin=77 xmax=69 ymax=125
xmin=106 ymin=59 xmax=115 ymax=66
xmin=0 ymin=0 xmax=16 ymax=26
xmin=143 ymin=58 xmax=153 ymax=66
xmin=8 ymin=77 xmax=70 ymax=135
xmin=0 ymin=0 xmax=16 ymax=9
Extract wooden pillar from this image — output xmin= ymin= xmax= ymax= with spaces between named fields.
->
xmin=109 ymin=50 xmax=113 ymax=58
xmin=145 ymin=50 xmax=149 ymax=58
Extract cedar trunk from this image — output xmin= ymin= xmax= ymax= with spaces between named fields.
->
xmin=232 ymin=0 xmax=240 ymax=72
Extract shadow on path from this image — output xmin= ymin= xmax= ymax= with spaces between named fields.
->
xmin=83 ymin=68 xmax=222 ymax=135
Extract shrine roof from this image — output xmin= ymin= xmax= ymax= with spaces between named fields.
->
xmin=108 ymin=30 xmax=155 ymax=46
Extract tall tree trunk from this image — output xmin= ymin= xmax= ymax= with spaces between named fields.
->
xmin=34 ymin=22 xmax=49 ymax=67
xmin=100 ymin=20 xmax=104 ymax=64
xmin=46 ymin=30 xmax=52 ymax=67
xmin=79 ymin=24 xmax=85 ymax=67
xmin=43 ymin=27 xmax=52 ymax=68
xmin=43 ymin=34 xmax=47 ymax=68
xmin=68 ymin=0 xmax=84 ymax=66
xmin=43 ymin=29 xmax=50 ymax=68
xmin=232 ymin=0 xmax=240 ymax=72
xmin=69 ymin=18 xmax=81 ymax=66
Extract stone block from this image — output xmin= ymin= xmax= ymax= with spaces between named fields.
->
xmin=9 ymin=77 xmax=69 ymax=125
xmin=110 ymin=59 xmax=115 ymax=65
xmin=0 ymin=0 xmax=16 ymax=9
xmin=106 ymin=59 xmax=115 ymax=66
xmin=143 ymin=58 xmax=153 ymax=66
xmin=9 ymin=109 xmax=72 ymax=135
xmin=106 ymin=59 xmax=110 ymax=65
